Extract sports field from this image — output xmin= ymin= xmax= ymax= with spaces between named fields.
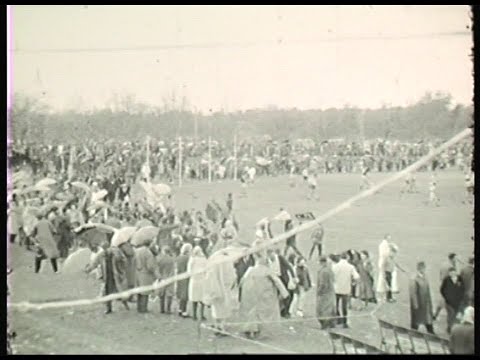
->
xmin=8 ymin=170 xmax=474 ymax=354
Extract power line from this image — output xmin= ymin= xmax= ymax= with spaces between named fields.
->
xmin=11 ymin=31 xmax=471 ymax=54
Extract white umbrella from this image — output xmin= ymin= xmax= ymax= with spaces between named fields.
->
xmin=152 ymin=183 xmax=171 ymax=196
xmin=62 ymin=248 xmax=93 ymax=274
xmin=34 ymin=178 xmax=57 ymax=189
xmin=131 ymin=226 xmax=160 ymax=246
xmin=111 ymin=227 xmax=137 ymax=247
xmin=91 ymin=189 xmax=108 ymax=203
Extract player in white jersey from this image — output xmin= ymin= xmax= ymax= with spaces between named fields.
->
xmin=360 ymin=165 xmax=372 ymax=191
xmin=247 ymin=166 xmax=256 ymax=184
xmin=307 ymin=173 xmax=318 ymax=200
xmin=400 ymin=171 xmax=417 ymax=196
xmin=428 ymin=174 xmax=439 ymax=206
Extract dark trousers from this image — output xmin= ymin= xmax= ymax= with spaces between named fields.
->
xmin=178 ymin=299 xmax=188 ymax=314
xmin=137 ymin=294 xmax=149 ymax=313
xmin=445 ymin=304 xmax=459 ymax=334
xmin=336 ymin=294 xmax=349 ymax=325
xmin=309 ymin=243 xmax=322 ymax=260
xmin=10 ymin=234 xmax=16 ymax=244
xmin=160 ymin=295 xmax=172 ymax=314
xmin=35 ymin=257 xmax=58 ymax=273
xmin=280 ymin=292 xmax=294 ymax=317
xmin=192 ymin=301 xmax=205 ymax=319
xmin=385 ymin=271 xmax=393 ymax=300
xmin=411 ymin=322 xmax=435 ymax=334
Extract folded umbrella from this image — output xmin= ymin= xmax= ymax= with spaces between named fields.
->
xmin=111 ymin=226 xmax=137 ymax=247
xmin=131 ymin=226 xmax=160 ymax=246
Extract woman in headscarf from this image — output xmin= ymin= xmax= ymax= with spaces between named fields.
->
xmin=156 ymin=245 xmax=175 ymax=314
xmin=238 ymin=243 xmax=289 ymax=339
xmin=188 ymin=246 xmax=208 ymax=320
xmin=176 ymin=243 xmax=193 ymax=318
xmin=356 ymin=250 xmax=377 ymax=309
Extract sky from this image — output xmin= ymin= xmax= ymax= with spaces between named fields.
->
xmin=10 ymin=5 xmax=473 ymax=113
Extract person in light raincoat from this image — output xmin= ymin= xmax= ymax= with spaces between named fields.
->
xmin=203 ymin=245 xmax=243 ymax=336
xmin=238 ymin=245 xmax=289 ymax=339
xmin=376 ymin=235 xmax=391 ymax=301
xmin=187 ymin=246 xmax=208 ymax=320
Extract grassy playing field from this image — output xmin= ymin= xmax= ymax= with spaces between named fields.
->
xmin=8 ymin=170 xmax=473 ymax=354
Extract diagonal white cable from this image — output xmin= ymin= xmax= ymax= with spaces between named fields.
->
xmin=8 ymin=128 xmax=473 ymax=312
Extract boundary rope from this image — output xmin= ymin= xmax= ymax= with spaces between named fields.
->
xmin=8 ymin=127 xmax=473 ymax=312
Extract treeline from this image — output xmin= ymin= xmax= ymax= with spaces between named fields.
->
xmin=10 ymin=92 xmax=473 ymax=145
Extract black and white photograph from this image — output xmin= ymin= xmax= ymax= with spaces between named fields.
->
xmin=6 ymin=5 xmax=474 ymax=354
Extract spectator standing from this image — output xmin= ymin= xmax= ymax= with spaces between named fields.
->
xmin=316 ymin=256 xmax=336 ymax=329
xmin=409 ymin=261 xmax=435 ymax=334
xmin=332 ymin=253 xmax=360 ymax=328
xmin=440 ymin=267 xmax=465 ymax=334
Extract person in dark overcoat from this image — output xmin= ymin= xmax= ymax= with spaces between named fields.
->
xmin=440 ymin=267 xmax=465 ymax=334
xmin=316 ymin=256 xmax=336 ymax=329
xmin=176 ymin=243 xmax=192 ymax=317
xmin=409 ymin=261 xmax=435 ymax=333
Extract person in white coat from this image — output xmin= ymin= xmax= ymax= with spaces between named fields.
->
xmin=332 ymin=253 xmax=360 ymax=328
xmin=188 ymin=246 xmax=208 ymax=321
xmin=376 ymin=235 xmax=391 ymax=302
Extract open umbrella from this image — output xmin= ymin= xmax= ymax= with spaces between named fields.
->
xmin=91 ymin=189 xmax=108 ymax=203
xmin=62 ymin=248 xmax=93 ymax=274
xmin=34 ymin=178 xmax=57 ymax=189
xmin=111 ymin=226 xmax=137 ymax=247
xmin=71 ymin=181 xmax=91 ymax=193
xmin=105 ymin=217 xmax=122 ymax=229
xmin=131 ymin=226 xmax=160 ymax=246
xmin=135 ymin=219 xmax=153 ymax=228
xmin=152 ymin=183 xmax=171 ymax=196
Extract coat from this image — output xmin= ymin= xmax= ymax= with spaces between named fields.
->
xmin=409 ymin=273 xmax=434 ymax=326
xmin=238 ymin=264 xmax=289 ymax=334
xmin=120 ymin=242 xmax=136 ymax=289
xmin=440 ymin=277 xmax=465 ymax=311
xmin=203 ymin=249 xmax=240 ymax=320
xmin=332 ymin=259 xmax=360 ymax=295
xmin=53 ymin=215 xmax=73 ymax=259
xmin=356 ymin=259 xmax=376 ymax=301
xmin=33 ymin=219 xmax=60 ymax=259
xmin=187 ymin=255 xmax=208 ymax=302
xmin=449 ymin=323 xmax=475 ymax=354
xmin=459 ymin=265 xmax=474 ymax=305
xmin=316 ymin=265 xmax=336 ymax=319
xmin=89 ymin=247 xmax=129 ymax=295
xmin=135 ymin=246 xmax=158 ymax=290
xmin=175 ymin=254 xmax=190 ymax=301
xmin=156 ymin=253 xmax=175 ymax=297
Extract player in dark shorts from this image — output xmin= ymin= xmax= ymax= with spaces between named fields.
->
xmin=283 ymin=219 xmax=304 ymax=258
xmin=309 ymin=224 xmax=324 ymax=260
